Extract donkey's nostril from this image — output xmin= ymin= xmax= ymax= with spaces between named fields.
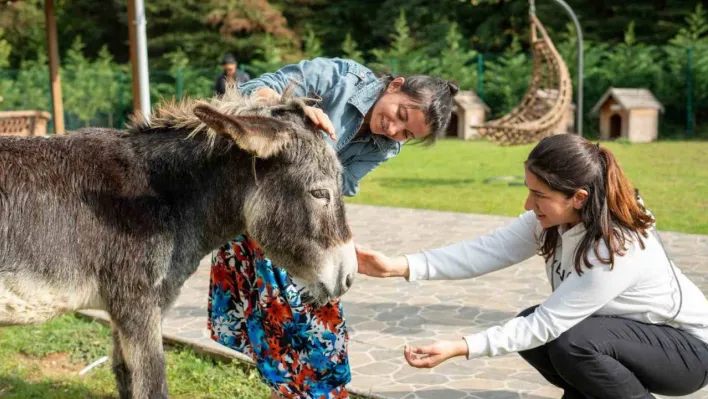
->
xmin=345 ymin=273 xmax=354 ymax=289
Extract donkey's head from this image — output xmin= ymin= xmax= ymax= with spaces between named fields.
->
xmin=192 ymin=91 xmax=356 ymax=305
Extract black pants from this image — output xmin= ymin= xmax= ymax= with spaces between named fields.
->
xmin=517 ymin=306 xmax=708 ymax=399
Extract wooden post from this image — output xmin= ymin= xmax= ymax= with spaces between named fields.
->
xmin=126 ymin=0 xmax=141 ymax=112
xmin=44 ymin=0 xmax=65 ymax=135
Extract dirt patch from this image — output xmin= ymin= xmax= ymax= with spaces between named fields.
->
xmin=17 ymin=352 xmax=86 ymax=381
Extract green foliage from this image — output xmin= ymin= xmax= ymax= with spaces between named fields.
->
xmin=483 ymin=37 xmax=532 ymax=116
xmin=348 ymin=140 xmax=708 ymax=235
xmin=1 ymin=0 xmax=707 ymax=138
xmin=0 ymin=0 xmax=47 ymax=66
xmin=425 ymin=23 xmax=479 ymax=90
xmin=341 ymin=32 xmax=364 ymax=64
xmin=0 ymin=54 xmax=50 ymax=112
xmin=303 ymin=25 xmax=323 ymax=59
xmin=0 ymin=314 xmax=372 ymax=399
xmin=0 ymin=28 xmax=11 ymax=69
xmin=369 ymin=10 xmax=427 ymax=75
xmin=248 ymin=34 xmax=290 ymax=77
xmin=62 ymin=38 xmax=120 ymax=127
xmin=154 ymin=48 xmax=216 ymax=101
xmin=670 ymin=4 xmax=708 ymax=46
xmin=596 ymin=23 xmax=663 ymax=88
xmin=0 ymin=314 xmax=270 ymax=398
xmin=1 ymin=0 xmax=706 ymax=69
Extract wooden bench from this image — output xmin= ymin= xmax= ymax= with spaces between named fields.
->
xmin=0 ymin=110 xmax=52 ymax=136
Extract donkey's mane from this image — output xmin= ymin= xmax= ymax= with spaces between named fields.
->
xmin=128 ymin=84 xmax=313 ymax=140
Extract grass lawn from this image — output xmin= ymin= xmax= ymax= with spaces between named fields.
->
xmin=348 ymin=139 xmax=708 ymax=235
xmin=0 ymin=314 xmax=269 ymax=398
xmin=0 ymin=314 xmax=369 ymax=399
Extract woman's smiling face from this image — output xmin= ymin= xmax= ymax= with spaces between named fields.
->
xmin=368 ymin=77 xmax=431 ymax=142
xmin=524 ymin=168 xmax=583 ymax=229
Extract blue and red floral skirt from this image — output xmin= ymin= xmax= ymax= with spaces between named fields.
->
xmin=208 ymin=234 xmax=351 ymax=399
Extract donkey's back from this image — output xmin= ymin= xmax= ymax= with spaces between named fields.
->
xmin=0 ymin=131 xmax=166 ymax=326
xmin=0 ymin=128 xmax=223 ymax=398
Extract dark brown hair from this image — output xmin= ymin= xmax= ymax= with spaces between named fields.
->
xmin=525 ymin=134 xmax=655 ymax=273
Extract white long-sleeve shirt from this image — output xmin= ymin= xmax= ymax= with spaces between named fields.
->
xmin=405 ymin=211 xmax=708 ymax=359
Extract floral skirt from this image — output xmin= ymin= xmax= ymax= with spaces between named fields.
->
xmin=208 ymin=234 xmax=351 ymax=399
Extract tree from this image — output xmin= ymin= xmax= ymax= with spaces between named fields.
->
xmin=598 ymin=22 xmax=663 ymax=89
xmin=303 ymin=25 xmax=323 ymax=59
xmin=669 ymin=3 xmax=708 ymax=46
xmin=0 ymin=28 xmax=11 ymax=69
xmin=340 ymin=33 xmax=364 ymax=63
xmin=0 ymin=53 xmax=50 ymax=112
xmin=427 ymin=23 xmax=478 ymax=90
xmin=162 ymin=48 xmax=216 ymax=100
xmin=665 ymin=4 xmax=708 ymax=131
xmin=369 ymin=10 xmax=427 ymax=75
xmin=483 ymin=37 xmax=532 ymax=116
xmin=0 ymin=29 xmax=14 ymax=106
xmin=0 ymin=0 xmax=46 ymax=67
xmin=248 ymin=34 xmax=291 ymax=76
xmin=62 ymin=38 xmax=115 ymax=127
xmin=93 ymin=46 xmax=123 ymax=127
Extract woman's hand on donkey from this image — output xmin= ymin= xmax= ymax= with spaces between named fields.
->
xmin=303 ymin=106 xmax=336 ymax=140
xmin=404 ymin=340 xmax=469 ymax=368
xmin=355 ymin=245 xmax=410 ymax=279
xmin=254 ymin=87 xmax=336 ymax=140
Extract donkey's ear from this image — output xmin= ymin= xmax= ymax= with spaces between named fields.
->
xmin=193 ymin=104 xmax=291 ymax=158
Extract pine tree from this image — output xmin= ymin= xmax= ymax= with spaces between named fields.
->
xmin=0 ymin=28 xmax=10 ymax=69
xmin=369 ymin=10 xmax=426 ymax=75
xmin=303 ymin=25 xmax=323 ymax=59
xmin=429 ymin=23 xmax=478 ymax=90
xmin=341 ymin=33 xmax=364 ymax=63
xmin=670 ymin=4 xmax=708 ymax=46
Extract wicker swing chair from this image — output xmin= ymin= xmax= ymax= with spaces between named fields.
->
xmin=474 ymin=12 xmax=573 ymax=146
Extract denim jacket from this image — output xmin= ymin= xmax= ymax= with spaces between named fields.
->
xmin=238 ymin=57 xmax=401 ymax=197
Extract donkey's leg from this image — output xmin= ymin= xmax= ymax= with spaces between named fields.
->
xmin=111 ymin=327 xmax=132 ymax=399
xmin=112 ymin=304 xmax=168 ymax=399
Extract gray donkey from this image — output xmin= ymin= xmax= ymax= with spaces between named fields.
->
xmin=0 ymin=87 xmax=357 ymax=398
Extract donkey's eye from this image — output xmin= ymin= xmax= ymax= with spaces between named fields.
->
xmin=310 ymin=189 xmax=330 ymax=200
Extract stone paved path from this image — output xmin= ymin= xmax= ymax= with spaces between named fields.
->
xmin=83 ymin=204 xmax=708 ymax=398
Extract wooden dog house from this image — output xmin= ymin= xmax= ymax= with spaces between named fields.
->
xmin=443 ymin=90 xmax=490 ymax=140
xmin=591 ymin=88 xmax=664 ymax=143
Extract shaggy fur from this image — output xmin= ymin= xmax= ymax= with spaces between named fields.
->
xmin=0 ymin=87 xmax=356 ymax=399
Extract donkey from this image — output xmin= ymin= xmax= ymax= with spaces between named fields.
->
xmin=0 ymin=87 xmax=357 ymax=398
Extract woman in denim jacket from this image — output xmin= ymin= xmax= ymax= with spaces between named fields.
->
xmin=208 ymin=57 xmax=457 ymax=399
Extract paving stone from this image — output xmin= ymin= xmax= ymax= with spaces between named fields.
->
xmin=80 ymin=204 xmax=708 ymax=399
xmin=353 ymin=361 xmax=402 ymax=376
xmin=396 ymin=373 xmax=451 ymax=385
xmin=415 ymin=389 xmax=468 ymax=399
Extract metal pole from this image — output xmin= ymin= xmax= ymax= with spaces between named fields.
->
xmin=126 ymin=0 xmax=140 ymax=112
xmin=542 ymin=0 xmax=583 ymax=136
xmin=134 ymin=0 xmax=151 ymax=118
